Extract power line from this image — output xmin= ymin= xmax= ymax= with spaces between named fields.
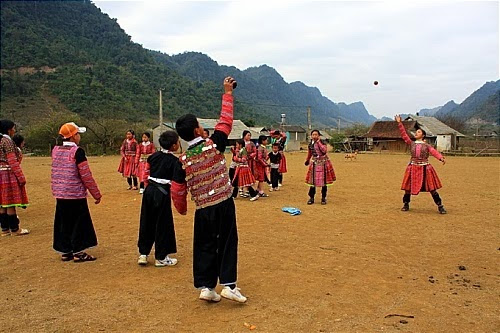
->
xmin=237 ymin=101 xmax=310 ymax=108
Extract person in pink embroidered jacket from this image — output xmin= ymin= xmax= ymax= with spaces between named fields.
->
xmin=395 ymin=115 xmax=447 ymax=214
xmin=52 ymin=122 xmax=102 ymax=262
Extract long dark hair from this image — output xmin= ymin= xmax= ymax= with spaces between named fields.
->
xmin=242 ymin=130 xmax=251 ymax=139
xmin=0 ymin=119 xmax=15 ymax=135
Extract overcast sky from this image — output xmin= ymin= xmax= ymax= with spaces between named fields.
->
xmin=93 ymin=0 xmax=499 ymax=118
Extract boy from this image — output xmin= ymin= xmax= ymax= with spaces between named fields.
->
xmin=137 ymin=130 xmax=180 ymax=267
xmin=268 ymin=143 xmax=282 ymax=191
xmin=52 ymin=122 xmax=101 ymax=262
xmin=172 ymin=76 xmax=247 ymax=303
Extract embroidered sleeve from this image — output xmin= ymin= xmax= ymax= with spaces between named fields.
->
xmin=135 ymin=142 xmax=140 ymax=164
xmin=77 ymin=156 xmax=102 ymax=200
xmin=398 ymin=122 xmax=412 ymax=145
xmin=428 ymin=145 xmax=443 ymax=161
xmin=316 ymin=140 xmax=327 ymax=155
xmin=151 ymin=143 xmax=156 ymax=153
xmin=214 ymin=93 xmax=234 ymax=137
xmin=143 ymin=162 xmax=151 ymax=187
xmin=7 ymin=151 xmax=26 ymax=185
xmin=120 ymin=140 xmax=126 ymax=157
xmin=171 ymin=181 xmax=187 ymax=215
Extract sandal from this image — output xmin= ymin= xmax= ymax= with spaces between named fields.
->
xmin=12 ymin=228 xmax=30 ymax=236
xmin=61 ymin=253 xmax=74 ymax=261
xmin=127 ymin=186 xmax=132 ymax=190
xmin=1 ymin=230 xmax=10 ymax=237
xmin=73 ymin=252 xmax=96 ymax=262
xmin=131 ymin=186 xmax=138 ymax=190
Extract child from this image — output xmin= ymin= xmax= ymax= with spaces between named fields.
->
xmin=137 ymin=130 xmax=180 ymax=267
xmin=268 ymin=142 xmax=282 ymax=191
xmin=305 ymin=129 xmax=336 ymax=205
xmin=118 ymin=129 xmax=140 ymax=190
xmin=228 ymin=142 xmax=239 ymax=197
xmin=0 ymin=120 xmax=29 ymax=236
xmin=173 ymin=76 xmax=247 ymax=303
xmin=12 ymin=134 xmax=25 ymax=163
xmin=250 ymin=135 xmax=270 ymax=201
xmin=51 ymin=122 xmax=101 ymax=262
xmin=202 ymin=129 xmax=210 ymax=140
xmin=271 ymin=130 xmax=287 ymax=186
xmin=395 ymin=115 xmax=447 ymax=214
xmin=233 ymin=139 xmax=258 ymax=198
xmin=138 ymin=132 xmax=156 ymax=194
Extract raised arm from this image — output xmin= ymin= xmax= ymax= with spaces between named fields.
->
xmin=211 ymin=76 xmax=237 ymax=152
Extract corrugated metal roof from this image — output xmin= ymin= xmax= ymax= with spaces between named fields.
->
xmin=406 ymin=116 xmax=465 ymax=137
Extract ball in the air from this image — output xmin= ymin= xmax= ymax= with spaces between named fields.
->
xmin=373 ymin=80 xmax=379 ymax=86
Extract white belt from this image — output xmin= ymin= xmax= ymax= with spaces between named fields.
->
xmin=148 ymin=177 xmax=171 ymax=184
xmin=0 ymin=166 xmax=11 ymax=171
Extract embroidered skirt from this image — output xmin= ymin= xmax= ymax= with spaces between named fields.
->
xmin=0 ymin=169 xmax=28 ymax=208
xmin=253 ymin=163 xmax=267 ymax=182
xmin=118 ymin=155 xmax=138 ymax=177
xmin=233 ymin=165 xmax=255 ymax=187
xmin=401 ymin=164 xmax=442 ymax=195
xmin=278 ymin=152 xmax=287 ymax=173
xmin=305 ymin=157 xmax=336 ymax=187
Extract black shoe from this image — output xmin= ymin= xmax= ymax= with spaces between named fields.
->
xmin=307 ymin=198 xmax=314 ymax=205
xmin=438 ymin=205 xmax=447 ymax=214
xmin=321 ymin=198 xmax=326 ymax=205
xmin=401 ymin=203 xmax=409 ymax=211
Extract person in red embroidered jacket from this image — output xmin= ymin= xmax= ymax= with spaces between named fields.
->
xmin=118 ymin=129 xmax=140 ymax=190
xmin=232 ymin=139 xmax=258 ymax=199
xmin=138 ymin=132 xmax=156 ymax=194
xmin=395 ymin=115 xmax=447 ymax=214
xmin=172 ymin=76 xmax=247 ymax=304
xmin=52 ymin=122 xmax=102 ymax=262
xmin=0 ymin=120 xmax=30 ymax=236
xmin=250 ymin=135 xmax=270 ymax=201
xmin=305 ymin=129 xmax=336 ymax=205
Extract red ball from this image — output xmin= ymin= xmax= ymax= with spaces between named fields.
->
xmin=373 ymin=80 xmax=379 ymax=85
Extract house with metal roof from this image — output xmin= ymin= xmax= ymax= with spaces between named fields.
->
xmin=405 ymin=115 xmax=465 ymax=151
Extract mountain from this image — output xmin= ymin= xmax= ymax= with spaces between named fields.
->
xmin=435 ymin=81 xmax=500 ymax=123
xmin=1 ymin=0 xmax=376 ymax=147
xmin=418 ymin=106 xmax=441 ymax=116
xmin=156 ymin=52 xmax=377 ymax=126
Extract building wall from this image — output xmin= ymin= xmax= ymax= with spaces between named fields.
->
xmin=436 ymin=135 xmax=452 ymax=152
xmin=284 ymin=131 xmax=307 ymax=151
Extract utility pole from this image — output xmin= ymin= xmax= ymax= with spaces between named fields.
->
xmin=338 ymin=118 xmax=341 ymax=133
xmin=159 ymin=89 xmax=163 ymax=130
xmin=307 ymin=106 xmax=311 ymax=131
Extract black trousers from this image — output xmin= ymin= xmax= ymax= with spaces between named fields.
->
xmin=229 ymin=167 xmax=257 ymax=197
xmin=309 ymin=186 xmax=327 ymax=198
xmin=53 ymin=199 xmax=97 ymax=254
xmin=193 ymin=198 xmax=238 ymax=289
xmin=138 ymin=183 xmax=177 ymax=259
xmin=270 ymin=168 xmax=280 ymax=188
xmin=127 ymin=177 xmax=138 ymax=187
xmin=0 ymin=213 xmax=19 ymax=232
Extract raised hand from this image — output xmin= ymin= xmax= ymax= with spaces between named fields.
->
xmin=395 ymin=115 xmax=402 ymax=123
xmin=223 ymin=76 xmax=237 ymax=94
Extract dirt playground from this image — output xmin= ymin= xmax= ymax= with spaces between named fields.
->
xmin=1 ymin=152 xmax=498 ymax=333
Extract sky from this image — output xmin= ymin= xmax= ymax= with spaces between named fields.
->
xmin=93 ymin=0 xmax=499 ymax=119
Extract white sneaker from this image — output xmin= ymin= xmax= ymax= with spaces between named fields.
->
xmin=199 ymin=288 xmax=221 ymax=302
xmin=221 ymin=286 xmax=247 ymax=303
xmin=155 ymin=255 xmax=178 ymax=267
xmin=137 ymin=254 xmax=148 ymax=265
xmin=139 ymin=188 xmax=144 ymax=194
xmin=278 ymin=183 xmax=283 ymax=187
xmin=249 ymin=194 xmax=260 ymax=201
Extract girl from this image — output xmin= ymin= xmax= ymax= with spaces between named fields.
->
xmin=12 ymin=134 xmax=25 ymax=163
xmin=250 ymin=135 xmax=270 ymax=201
xmin=228 ymin=141 xmax=239 ymax=197
xmin=242 ymin=130 xmax=257 ymax=177
xmin=233 ymin=139 xmax=258 ymax=199
xmin=0 ymin=120 xmax=29 ymax=236
xmin=271 ymin=130 xmax=287 ymax=186
xmin=118 ymin=129 xmax=140 ymax=190
xmin=138 ymin=132 xmax=156 ymax=194
xmin=305 ymin=129 xmax=336 ymax=205
xmin=395 ymin=115 xmax=447 ymax=214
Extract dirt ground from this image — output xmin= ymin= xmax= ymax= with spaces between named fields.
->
xmin=1 ymin=152 xmax=498 ymax=333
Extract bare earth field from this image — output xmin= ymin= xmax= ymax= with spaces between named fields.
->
xmin=1 ymin=152 xmax=499 ymax=333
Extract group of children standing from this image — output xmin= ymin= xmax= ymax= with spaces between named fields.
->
xmin=0 ymin=77 xmax=448 ymax=306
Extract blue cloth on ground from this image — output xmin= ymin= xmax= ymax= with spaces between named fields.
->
xmin=281 ymin=207 xmax=301 ymax=216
